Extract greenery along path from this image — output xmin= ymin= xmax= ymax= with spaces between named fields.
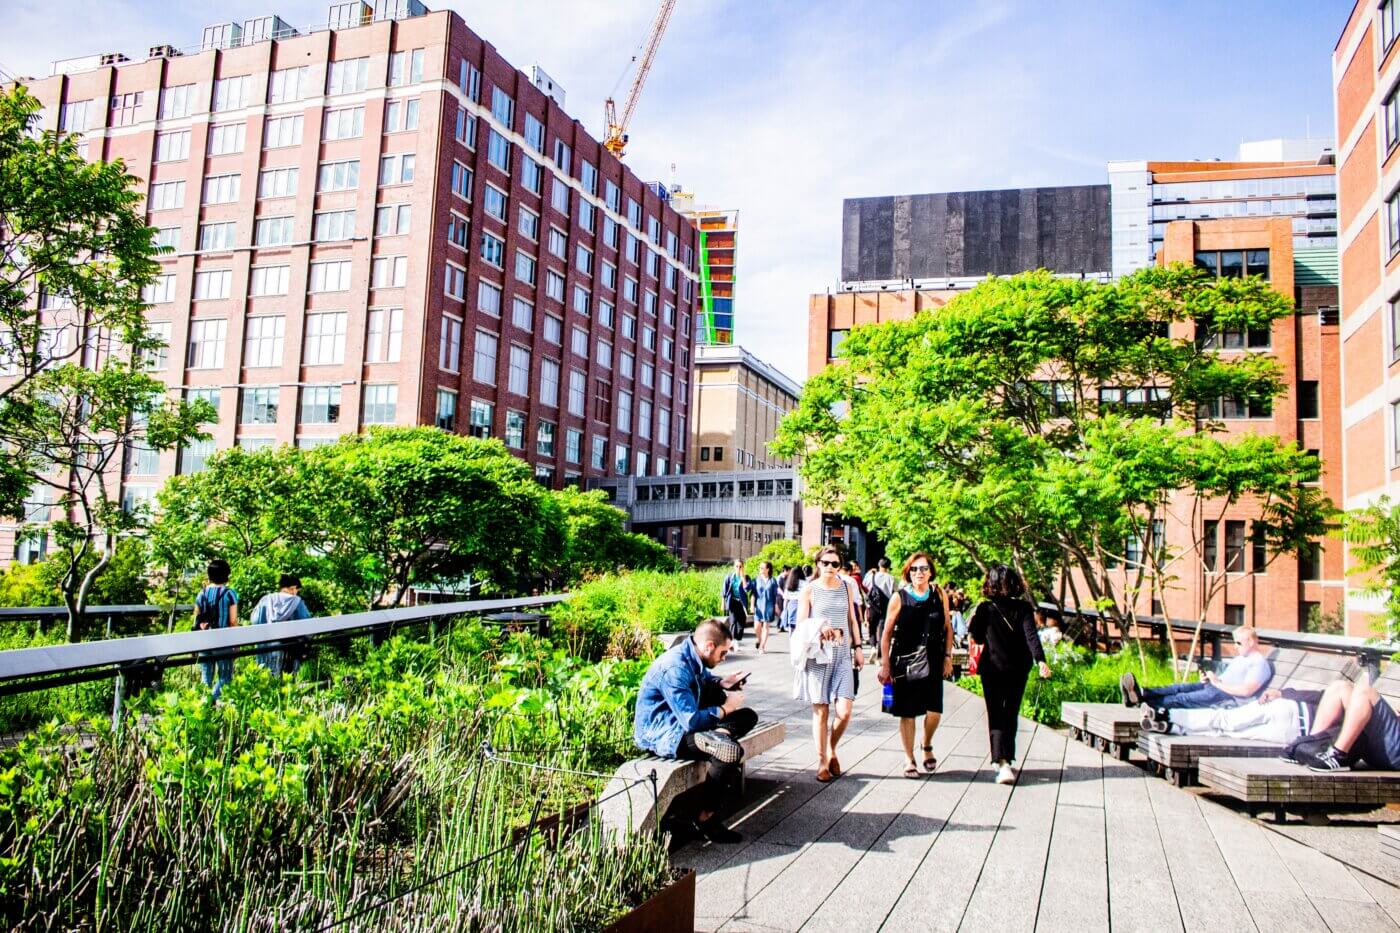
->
xmin=682 ymin=633 xmax=1400 ymax=932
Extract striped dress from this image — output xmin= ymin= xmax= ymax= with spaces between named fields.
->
xmin=794 ymin=579 xmax=857 ymax=704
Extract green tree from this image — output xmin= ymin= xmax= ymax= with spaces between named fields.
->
xmin=775 ymin=267 xmax=1333 ymax=659
xmin=552 ymin=487 xmax=678 ymax=582
xmin=1341 ymin=496 xmax=1400 ymax=640
xmin=745 ymin=538 xmax=806 ymax=576
xmin=315 ymin=428 xmax=567 ymax=606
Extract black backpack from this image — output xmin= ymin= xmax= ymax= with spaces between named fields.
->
xmin=195 ymin=587 xmax=228 ymax=631
xmin=866 ymin=577 xmax=891 ymax=623
xmin=1281 ymin=725 xmax=1339 ymax=764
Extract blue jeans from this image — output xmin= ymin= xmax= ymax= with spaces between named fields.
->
xmin=1143 ymin=681 xmax=1233 ymax=710
xmin=200 ymin=657 xmax=233 ymax=699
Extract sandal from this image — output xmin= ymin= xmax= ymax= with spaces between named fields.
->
xmin=903 ymin=762 xmax=920 ymax=779
xmin=816 ymin=767 xmax=834 ymax=783
xmin=828 ymin=755 xmax=842 ymax=778
xmin=922 ymin=746 xmax=937 ymax=772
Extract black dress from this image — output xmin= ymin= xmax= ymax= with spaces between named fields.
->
xmin=886 ymin=587 xmax=945 ymax=717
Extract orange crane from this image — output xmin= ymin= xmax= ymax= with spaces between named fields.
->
xmin=603 ymin=0 xmax=677 ymax=158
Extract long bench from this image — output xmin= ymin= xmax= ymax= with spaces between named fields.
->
xmin=597 ymin=720 xmax=786 ymax=837
xmin=1196 ymin=665 xmax=1400 ymax=821
xmin=1062 ymin=702 xmax=1141 ymax=760
xmin=1381 ymin=825 xmax=1400 ymax=866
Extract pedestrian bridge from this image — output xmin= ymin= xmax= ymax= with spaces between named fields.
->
xmin=588 ymin=468 xmax=800 ymax=534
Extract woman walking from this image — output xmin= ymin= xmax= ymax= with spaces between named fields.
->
xmin=720 ymin=558 xmax=754 ymax=646
xmin=878 ymin=553 xmax=953 ymax=778
xmin=793 ymin=546 xmax=863 ymax=782
xmin=753 ymin=561 xmax=780 ymax=653
xmin=780 ymin=565 xmax=806 ymax=632
xmin=968 ymin=565 xmax=1051 ymax=785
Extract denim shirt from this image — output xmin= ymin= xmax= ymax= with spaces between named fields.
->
xmin=633 ymin=636 xmax=725 ymax=758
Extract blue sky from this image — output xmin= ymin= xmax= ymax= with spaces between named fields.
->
xmin=2 ymin=0 xmax=1351 ymax=381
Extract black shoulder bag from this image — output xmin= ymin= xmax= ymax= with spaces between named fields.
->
xmin=892 ymin=589 xmax=933 ymax=682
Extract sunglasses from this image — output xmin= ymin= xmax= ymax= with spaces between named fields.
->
xmin=909 ymin=566 xmax=932 ymax=574
xmin=817 ymin=559 xmax=840 ymax=567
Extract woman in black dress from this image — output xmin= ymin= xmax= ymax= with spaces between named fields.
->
xmin=968 ymin=564 xmax=1051 ymax=785
xmin=877 ymin=553 xmax=954 ymax=778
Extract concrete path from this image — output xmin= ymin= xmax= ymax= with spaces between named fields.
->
xmin=679 ymin=631 xmax=1400 ymax=932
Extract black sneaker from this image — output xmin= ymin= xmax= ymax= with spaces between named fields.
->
xmin=1306 ymin=746 xmax=1353 ymax=773
xmin=1142 ymin=708 xmax=1169 ymax=734
xmin=693 ymin=729 xmax=744 ymax=764
xmin=692 ymin=818 xmax=742 ymax=844
xmin=1120 ymin=672 xmax=1141 ymax=707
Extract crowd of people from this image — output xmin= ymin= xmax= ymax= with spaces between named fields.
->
xmin=192 ymin=559 xmax=313 ymax=700
xmin=636 ymin=550 xmax=1400 ymax=845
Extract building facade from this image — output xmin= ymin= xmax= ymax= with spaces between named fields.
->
xmin=1333 ymin=0 xmax=1400 ymax=634
xmin=1109 ymin=147 xmax=1338 ymax=280
xmin=13 ymin=3 xmax=701 ymax=559
xmin=683 ymin=343 xmax=801 ymax=565
xmin=670 ymin=193 xmax=737 ymax=345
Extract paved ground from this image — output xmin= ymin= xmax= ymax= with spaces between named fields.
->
xmin=677 ymin=631 xmax=1400 ymax=932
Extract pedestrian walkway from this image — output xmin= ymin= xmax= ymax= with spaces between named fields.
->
xmin=681 ymin=633 xmax=1400 ymax=932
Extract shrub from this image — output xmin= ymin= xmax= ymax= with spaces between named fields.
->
xmin=549 ymin=569 xmax=725 ymax=660
xmin=744 ymin=539 xmax=806 ymax=576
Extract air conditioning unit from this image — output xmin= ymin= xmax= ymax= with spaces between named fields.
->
xmin=148 ymin=44 xmax=182 ymax=59
xmin=99 ymin=52 xmax=131 ymax=67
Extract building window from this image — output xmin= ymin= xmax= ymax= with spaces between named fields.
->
xmin=1298 ymin=541 xmax=1322 ymax=581
xmin=141 ymin=321 xmax=172 ymax=371
xmin=1223 ymin=520 xmax=1246 ymax=573
xmin=435 ymin=388 xmax=457 ymax=432
xmin=508 ymin=344 xmax=531 ymax=396
xmin=591 ymin=435 xmax=607 ymax=470
xmin=540 ymin=358 xmax=560 ymax=407
xmin=544 ymin=316 xmax=563 ymax=345
xmin=548 ymin=227 xmax=568 ymax=260
xmin=388 ymin=48 xmax=424 ymax=87
xmin=310 ymin=260 xmax=353 ymax=293
xmin=300 ymin=386 xmax=341 ymax=424
xmin=481 ymin=233 xmax=505 ymax=268
xmin=193 ymin=269 xmax=232 ymax=301
xmin=1202 ymin=520 xmax=1219 ymax=572
xmin=376 ymin=203 xmax=412 ymax=237
xmin=638 ymin=399 xmax=652 ymax=439
xmin=447 ymin=212 xmax=469 ymax=249
xmin=258 ymin=167 xmax=298 ymax=199
xmin=319 ymin=159 xmax=360 ymax=192
xmin=484 ymin=184 xmax=508 ymax=221
xmin=491 ymin=87 xmax=515 ymax=126
xmin=379 ymin=153 xmax=415 ymax=186
xmin=1224 ymin=604 xmax=1245 ymax=627
xmin=1388 ymin=188 xmax=1400 ymax=257
xmin=598 ymin=339 xmax=613 ymax=370
xmin=327 ymin=57 xmax=370 ymax=95
xmin=577 ymin=245 xmax=594 ymax=275
xmin=459 ymin=61 xmax=481 ymax=100
xmin=200 ymin=222 xmax=237 ymax=251
xmin=445 ymin=263 xmax=466 ymax=300
xmin=524 ymin=113 xmax=544 ymax=152
xmin=512 ymin=297 xmax=534 ymax=332
xmin=567 ymin=369 xmax=587 ymax=416
xmin=366 ymin=308 xmax=403 ymax=363
xmin=253 ymin=216 xmax=293 ymax=247
xmin=249 ymin=266 xmax=289 ymax=297
xmin=521 ymin=155 xmax=543 ymax=194
xmin=551 ymin=180 xmax=570 ymax=216
xmin=203 ymin=174 xmax=241 ymax=205
xmin=362 ymin=384 xmax=398 ymax=424
xmin=268 ymin=66 xmax=308 ymax=104
xmin=304 ymin=312 xmax=347 ymax=365
xmin=207 ymin=122 xmax=245 ymax=156
xmin=240 ymin=387 xmax=279 ymax=425
xmin=386 ymin=99 xmax=421 ymax=134
xmin=594 ymin=379 xmax=613 ymax=422
xmin=537 ymin=420 xmax=556 ymax=456
xmin=371 ymin=256 xmax=407 ymax=289
xmin=322 ymin=106 xmax=364 ymax=140
xmin=154 ymin=227 xmax=180 ymax=250
xmin=546 ymin=271 xmax=566 ymax=302
xmin=441 ymin=316 xmax=464 ymax=373
xmin=617 ymin=389 xmax=632 ymax=432
xmin=478 ymin=280 xmax=503 ymax=317
xmin=471 ymin=329 xmax=496 ymax=384
xmin=487 ymin=130 xmax=511 ymax=172
xmin=505 ymin=410 xmax=526 ymax=449
xmin=313 ymin=210 xmax=356 ymax=242
xmin=149 ymin=180 xmax=185 ymax=211
xmin=1251 ymin=521 xmax=1267 ymax=573
xmin=159 ymin=84 xmax=197 ymax=120
xmin=572 ymin=326 xmax=590 ymax=360
xmin=566 ymin=428 xmax=582 ymax=464
xmin=574 ymin=287 xmax=591 ymax=316
xmin=553 ymin=139 xmax=572 ymax=173
xmin=451 ymin=161 xmax=473 ymax=199
xmin=1298 ymin=380 xmax=1320 ymax=419
xmin=244 ymin=315 xmax=285 ymax=367
xmin=519 ymin=207 xmax=540 ymax=242
xmin=1393 ymin=400 xmax=1400 ymax=463
xmin=154 ymin=130 xmax=189 ymax=162
xmin=1199 ymin=396 xmax=1272 ymax=420
xmin=829 ymin=329 xmax=850 ymax=359
xmin=469 ymin=399 xmax=493 ymax=438
xmin=1384 ymin=0 xmax=1399 ymax=52
xmin=110 ymin=91 xmax=143 ymax=127
xmin=614 ymin=443 xmax=629 ymax=476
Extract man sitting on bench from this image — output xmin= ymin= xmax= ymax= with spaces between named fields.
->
xmin=1295 ymin=675 xmax=1400 ymax=773
xmin=1120 ymin=626 xmax=1271 ymax=712
xmin=1142 ymin=685 xmax=1321 ymax=743
xmin=633 ymin=619 xmax=757 ymax=843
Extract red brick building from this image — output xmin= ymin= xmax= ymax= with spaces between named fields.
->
xmin=13 ymin=4 xmax=700 ymax=556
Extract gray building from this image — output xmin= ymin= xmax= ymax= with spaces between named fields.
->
xmin=840 ymin=185 xmax=1112 ymax=287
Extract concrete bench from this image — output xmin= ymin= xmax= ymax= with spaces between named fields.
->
xmin=1137 ymin=732 xmax=1284 ymax=786
xmin=1198 ymin=756 xmax=1400 ymax=822
xmin=598 ymin=719 xmax=786 ymax=837
xmin=1062 ymin=702 xmax=1141 ymax=760
xmin=1381 ymin=825 xmax=1400 ymax=865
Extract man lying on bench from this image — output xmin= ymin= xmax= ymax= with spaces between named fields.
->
xmin=1285 ymin=674 xmax=1400 ymax=773
xmin=1140 ymin=685 xmax=1320 ymax=742
xmin=1120 ymin=626 xmax=1271 ymax=712
xmin=633 ymin=619 xmax=756 ymax=843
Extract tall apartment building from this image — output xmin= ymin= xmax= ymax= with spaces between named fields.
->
xmin=13 ymin=2 xmax=702 ymax=559
xmin=670 ymin=191 xmax=737 ymax=345
xmin=1333 ymin=0 xmax=1400 ymax=634
xmin=683 ymin=343 xmax=800 ymax=565
xmin=1108 ymin=143 xmax=1338 ymax=280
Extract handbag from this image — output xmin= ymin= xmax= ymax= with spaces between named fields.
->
xmin=891 ymin=590 xmax=933 ymax=683
xmin=967 ymin=642 xmax=984 ymax=676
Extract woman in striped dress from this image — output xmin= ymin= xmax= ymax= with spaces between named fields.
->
xmin=795 ymin=545 xmax=864 ymax=782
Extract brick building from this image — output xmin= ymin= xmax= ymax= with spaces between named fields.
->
xmin=12 ymin=3 xmax=701 ymax=558
xmin=1333 ymin=0 xmax=1400 ymax=634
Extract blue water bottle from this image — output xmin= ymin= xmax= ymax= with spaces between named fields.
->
xmin=881 ymin=680 xmax=895 ymax=714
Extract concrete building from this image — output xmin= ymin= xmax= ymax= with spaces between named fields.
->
xmin=671 ymin=192 xmax=737 ymax=345
xmin=1109 ymin=144 xmax=1338 ymax=280
xmin=683 ymin=343 xmax=801 ymax=565
xmin=1333 ymin=0 xmax=1400 ymax=634
xmin=12 ymin=2 xmax=702 ymax=560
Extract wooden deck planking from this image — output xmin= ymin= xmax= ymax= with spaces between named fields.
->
xmin=1197 ymin=795 xmax=1329 ymax=931
xmin=1102 ymin=755 xmax=1185 ymax=932
xmin=1143 ymin=776 xmax=1258 ymax=932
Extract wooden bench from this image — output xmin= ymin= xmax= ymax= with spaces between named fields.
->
xmin=598 ymin=720 xmax=786 ymax=837
xmin=1197 ymin=755 xmax=1400 ymax=822
xmin=1062 ymin=702 xmax=1141 ymax=760
xmin=1137 ymin=732 xmax=1284 ymax=787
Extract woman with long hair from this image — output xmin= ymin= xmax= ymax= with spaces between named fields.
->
xmin=780 ymin=564 xmax=806 ymax=632
xmin=752 ymin=560 xmax=780 ymax=653
xmin=878 ymin=553 xmax=954 ymax=778
xmin=793 ymin=545 xmax=863 ymax=782
xmin=968 ymin=565 xmax=1050 ymax=785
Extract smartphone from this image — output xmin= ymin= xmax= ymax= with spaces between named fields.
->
xmin=727 ymin=671 xmax=751 ymax=690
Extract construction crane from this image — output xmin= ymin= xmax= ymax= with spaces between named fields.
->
xmin=603 ymin=0 xmax=677 ymax=158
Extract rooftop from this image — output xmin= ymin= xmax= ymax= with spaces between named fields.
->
xmin=695 ymin=343 xmax=803 ymax=398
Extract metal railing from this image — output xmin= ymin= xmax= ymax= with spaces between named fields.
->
xmin=0 ymin=595 xmax=569 ymax=727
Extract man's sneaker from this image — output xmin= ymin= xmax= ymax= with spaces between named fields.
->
xmin=691 ymin=818 xmax=742 ymax=844
xmin=693 ymin=729 xmax=744 ymax=764
xmin=1119 ymin=672 xmax=1141 ymax=707
xmin=1306 ymin=746 xmax=1353 ymax=773
xmin=995 ymin=763 xmax=1016 ymax=785
xmin=1142 ymin=708 xmax=1170 ymax=734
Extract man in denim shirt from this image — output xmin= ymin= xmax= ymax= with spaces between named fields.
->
xmin=634 ymin=619 xmax=756 ymax=843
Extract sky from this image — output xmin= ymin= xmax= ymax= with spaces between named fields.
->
xmin=1 ymin=0 xmax=1352 ymax=382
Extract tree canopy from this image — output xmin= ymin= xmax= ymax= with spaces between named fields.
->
xmin=773 ymin=267 xmax=1333 ymax=634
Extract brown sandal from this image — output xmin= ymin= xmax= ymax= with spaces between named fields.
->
xmin=922 ymin=746 xmax=937 ymax=772
xmin=903 ymin=762 xmax=920 ymax=779
xmin=816 ymin=767 xmax=834 ymax=783
xmin=828 ymin=755 xmax=842 ymax=778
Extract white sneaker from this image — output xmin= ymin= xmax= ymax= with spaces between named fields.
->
xmin=995 ymin=763 xmax=1016 ymax=785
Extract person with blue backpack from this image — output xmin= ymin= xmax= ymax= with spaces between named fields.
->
xmin=193 ymin=558 xmax=239 ymax=700
xmin=720 ymin=558 xmax=755 ymax=646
